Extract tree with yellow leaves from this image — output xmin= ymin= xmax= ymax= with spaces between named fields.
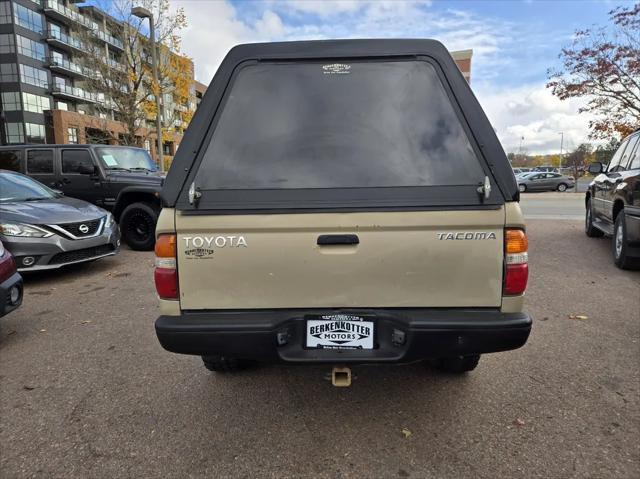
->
xmin=79 ymin=0 xmax=194 ymax=162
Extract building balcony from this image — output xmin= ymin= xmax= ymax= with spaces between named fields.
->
xmin=45 ymin=28 xmax=87 ymax=53
xmin=43 ymin=0 xmax=98 ymax=30
xmin=51 ymin=84 xmax=98 ymax=103
xmin=94 ymin=30 xmax=124 ymax=51
xmin=47 ymin=57 xmax=91 ymax=78
xmin=99 ymin=99 xmax=119 ymax=111
xmin=102 ymin=57 xmax=126 ymax=72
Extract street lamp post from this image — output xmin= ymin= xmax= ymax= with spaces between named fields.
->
xmin=131 ymin=6 xmax=163 ymax=172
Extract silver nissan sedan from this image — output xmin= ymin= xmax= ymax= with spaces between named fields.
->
xmin=0 ymin=170 xmax=120 ymax=271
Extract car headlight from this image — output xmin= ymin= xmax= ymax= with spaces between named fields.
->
xmin=105 ymin=213 xmax=115 ymax=227
xmin=0 ymin=223 xmax=53 ymax=238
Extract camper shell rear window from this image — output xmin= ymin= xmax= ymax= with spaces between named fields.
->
xmin=181 ymin=57 xmax=504 ymax=211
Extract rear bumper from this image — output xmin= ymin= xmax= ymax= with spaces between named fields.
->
xmin=155 ymin=309 xmax=532 ymax=364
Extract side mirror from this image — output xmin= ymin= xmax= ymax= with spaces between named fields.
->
xmin=52 ymin=189 xmax=64 ymax=196
xmin=588 ymin=162 xmax=603 ymax=175
xmin=78 ymin=164 xmax=97 ymax=175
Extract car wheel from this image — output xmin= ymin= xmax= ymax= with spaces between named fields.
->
xmin=613 ymin=213 xmax=640 ymax=270
xmin=434 ymin=355 xmax=480 ymax=374
xmin=585 ymin=200 xmax=604 ymax=238
xmin=518 ymin=184 xmax=526 ymax=193
xmin=120 ymin=202 xmax=158 ymax=251
xmin=202 ymin=355 xmax=251 ymax=373
xmin=557 ymin=183 xmax=567 ymax=192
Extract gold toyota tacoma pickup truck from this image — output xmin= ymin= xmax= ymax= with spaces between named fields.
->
xmin=153 ymin=40 xmax=531 ymax=382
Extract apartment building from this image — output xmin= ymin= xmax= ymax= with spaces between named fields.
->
xmin=0 ymin=0 xmax=196 ymax=164
xmin=451 ymin=49 xmax=472 ymax=83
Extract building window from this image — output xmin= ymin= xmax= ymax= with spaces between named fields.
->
xmin=48 ymin=22 xmax=62 ymax=36
xmin=25 ymin=123 xmax=45 ymax=143
xmin=27 ymin=149 xmax=54 ymax=173
xmin=163 ymin=142 xmax=173 ymax=156
xmin=16 ymin=34 xmax=46 ymax=61
xmin=4 ymin=123 xmax=25 ymax=144
xmin=0 ymin=34 xmax=15 ymax=54
xmin=62 ymin=149 xmax=93 ymax=173
xmin=13 ymin=3 xmax=43 ymax=34
xmin=0 ymin=63 xmax=18 ymax=82
xmin=67 ymin=127 xmax=78 ymax=144
xmin=0 ymin=2 xmax=11 ymax=24
xmin=144 ymin=139 xmax=151 ymax=152
xmin=22 ymin=92 xmax=51 ymax=114
xmin=54 ymin=76 xmax=67 ymax=88
xmin=19 ymin=64 xmax=49 ymax=88
xmin=56 ymin=101 xmax=68 ymax=111
xmin=1 ymin=91 xmax=21 ymax=111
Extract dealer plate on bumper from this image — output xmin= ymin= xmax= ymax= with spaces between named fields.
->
xmin=306 ymin=314 xmax=374 ymax=350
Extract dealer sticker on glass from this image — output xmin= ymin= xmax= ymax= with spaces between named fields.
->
xmin=306 ymin=314 xmax=374 ymax=350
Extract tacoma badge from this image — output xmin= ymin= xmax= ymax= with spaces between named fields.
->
xmin=437 ymin=232 xmax=497 ymax=240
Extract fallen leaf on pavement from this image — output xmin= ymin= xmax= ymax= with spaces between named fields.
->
xmin=81 ymin=320 xmax=91 ymax=324
xmin=7 ymin=330 xmax=16 ymax=335
xmin=568 ymin=314 xmax=588 ymax=320
xmin=513 ymin=418 xmax=526 ymax=426
xmin=39 ymin=329 xmax=46 ymax=332
xmin=23 ymin=385 xmax=36 ymax=391
xmin=401 ymin=428 xmax=412 ymax=438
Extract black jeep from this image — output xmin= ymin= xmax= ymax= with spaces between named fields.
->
xmin=0 ymin=145 xmax=162 ymax=250
xmin=585 ymin=130 xmax=640 ymax=269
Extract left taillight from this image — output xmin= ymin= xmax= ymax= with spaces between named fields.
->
xmin=504 ymin=228 xmax=529 ymax=296
xmin=154 ymin=234 xmax=178 ymax=300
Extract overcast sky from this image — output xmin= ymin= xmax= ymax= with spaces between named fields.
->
xmin=171 ymin=0 xmax=618 ymax=155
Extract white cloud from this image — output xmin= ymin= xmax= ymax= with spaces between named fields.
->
xmin=176 ymin=0 xmax=509 ymax=82
xmin=281 ymin=0 xmax=364 ymax=16
xmin=475 ymin=83 xmax=599 ymax=155
xmin=175 ymin=1 xmax=282 ymax=81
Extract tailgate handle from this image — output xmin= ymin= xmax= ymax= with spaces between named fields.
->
xmin=317 ymin=234 xmax=359 ymax=246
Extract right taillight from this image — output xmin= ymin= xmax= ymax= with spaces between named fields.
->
xmin=504 ymin=228 xmax=528 ymax=295
xmin=154 ymin=234 xmax=178 ymax=300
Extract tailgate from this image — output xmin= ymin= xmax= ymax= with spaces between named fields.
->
xmin=176 ymin=208 xmax=505 ymax=310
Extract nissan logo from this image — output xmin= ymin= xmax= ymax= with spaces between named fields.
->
xmin=79 ymin=224 xmax=89 ymax=234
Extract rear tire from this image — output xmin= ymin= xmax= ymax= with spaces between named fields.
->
xmin=613 ymin=213 xmax=640 ymax=270
xmin=557 ymin=183 xmax=568 ymax=192
xmin=585 ymin=199 xmax=604 ymax=238
xmin=120 ymin=202 xmax=158 ymax=251
xmin=434 ymin=355 xmax=480 ymax=374
xmin=202 ymin=355 xmax=251 ymax=373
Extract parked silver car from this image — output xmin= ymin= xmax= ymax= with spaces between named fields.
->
xmin=0 ymin=170 xmax=120 ymax=271
xmin=517 ymin=172 xmax=575 ymax=192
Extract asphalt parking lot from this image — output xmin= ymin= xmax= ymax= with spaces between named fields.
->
xmin=1 ymin=202 xmax=639 ymax=478
xmin=520 ymin=192 xmax=584 ymax=220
